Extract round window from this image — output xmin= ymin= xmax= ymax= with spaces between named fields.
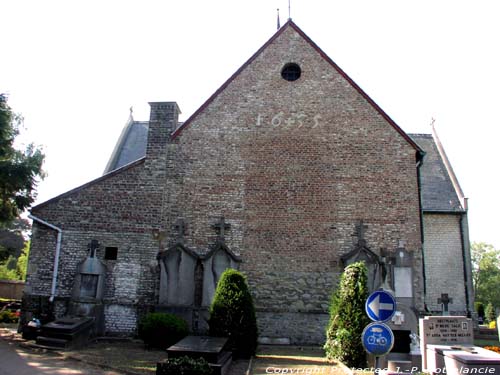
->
xmin=281 ymin=63 xmax=301 ymax=81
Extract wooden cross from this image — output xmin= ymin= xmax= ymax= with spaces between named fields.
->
xmin=438 ymin=293 xmax=453 ymax=315
xmin=355 ymin=220 xmax=368 ymax=247
xmin=88 ymin=239 xmax=100 ymax=258
xmin=213 ymin=216 xmax=230 ymax=242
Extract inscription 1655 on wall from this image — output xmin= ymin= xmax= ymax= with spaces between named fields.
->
xmin=255 ymin=112 xmax=323 ymax=130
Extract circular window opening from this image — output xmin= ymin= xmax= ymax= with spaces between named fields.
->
xmin=281 ymin=63 xmax=301 ymax=81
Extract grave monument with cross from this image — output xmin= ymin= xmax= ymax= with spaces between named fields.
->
xmin=212 ymin=216 xmax=231 ymax=243
xmin=438 ymin=293 xmax=453 ymax=316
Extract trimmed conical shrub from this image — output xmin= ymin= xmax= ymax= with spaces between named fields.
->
xmin=208 ymin=268 xmax=258 ymax=358
xmin=324 ymin=261 xmax=370 ymax=368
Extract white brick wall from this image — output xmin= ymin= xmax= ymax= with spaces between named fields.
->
xmin=423 ymin=213 xmax=467 ymax=313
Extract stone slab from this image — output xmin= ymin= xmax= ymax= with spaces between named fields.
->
xmin=167 ymin=336 xmax=229 ymax=363
xmin=444 ymin=347 xmax=500 ymax=375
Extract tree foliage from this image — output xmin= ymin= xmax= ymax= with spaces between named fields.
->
xmin=208 ymin=268 xmax=258 ymax=358
xmin=324 ymin=261 xmax=370 ymax=368
xmin=471 ymin=242 xmax=500 ymax=308
xmin=485 ymin=302 xmax=497 ymax=324
xmin=0 ymin=94 xmax=45 ymax=225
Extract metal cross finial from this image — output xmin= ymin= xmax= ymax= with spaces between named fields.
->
xmin=288 ymin=0 xmax=291 ymax=20
xmin=88 ymin=239 xmax=100 ymax=258
xmin=213 ymin=216 xmax=230 ymax=242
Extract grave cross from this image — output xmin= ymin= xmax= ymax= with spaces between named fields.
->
xmin=354 ymin=220 xmax=368 ymax=247
xmin=438 ymin=293 xmax=453 ymax=316
xmin=213 ymin=216 xmax=230 ymax=242
xmin=88 ymin=239 xmax=100 ymax=258
xmin=173 ymin=219 xmax=187 ymax=244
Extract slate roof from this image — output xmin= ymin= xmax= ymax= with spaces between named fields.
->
xmin=409 ymin=133 xmax=465 ymax=213
xmin=103 ymin=116 xmax=149 ymax=174
xmin=104 ymin=122 xmax=465 ymax=214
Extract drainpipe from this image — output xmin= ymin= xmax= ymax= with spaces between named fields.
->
xmin=28 ymin=215 xmax=62 ymax=303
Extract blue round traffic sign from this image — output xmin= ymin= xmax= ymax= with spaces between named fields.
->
xmin=365 ymin=290 xmax=396 ymax=322
xmin=362 ymin=322 xmax=394 ymax=356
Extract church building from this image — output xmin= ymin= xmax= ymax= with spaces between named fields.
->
xmin=24 ymin=21 xmax=473 ymax=344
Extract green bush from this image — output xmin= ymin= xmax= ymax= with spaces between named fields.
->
xmin=208 ymin=268 xmax=258 ymax=358
xmin=156 ymin=356 xmax=214 ymax=375
xmin=324 ymin=261 xmax=370 ymax=368
xmin=138 ymin=312 xmax=188 ymax=349
xmin=485 ymin=302 xmax=496 ymax=324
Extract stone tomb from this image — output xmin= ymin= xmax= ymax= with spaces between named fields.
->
xmin=163 ymin=336 xmax=232 ymax=375
xmin=420 ymin=316 xmax=500 ymax=374
xmin=420 ymin=316 xmax=474 ymax=371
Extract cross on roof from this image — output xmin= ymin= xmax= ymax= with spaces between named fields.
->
xmin=213 ymin=216 xmax=230 ymax=242
xmin=355 ymin=220 xmax=368 ymax=247
xmin=88 ymin=239 xmax=100 ymax=258
xmin=173 ymin=219 xmax=187 ymax=243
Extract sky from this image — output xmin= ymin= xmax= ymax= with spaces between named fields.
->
xmin=1 ymin=0 xmax=499 ymax=248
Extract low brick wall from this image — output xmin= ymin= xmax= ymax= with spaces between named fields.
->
xmin=0 ymin=280 xmax=25 ymax=300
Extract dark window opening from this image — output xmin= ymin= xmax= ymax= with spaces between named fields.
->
xmin=104 ymin=247 xmax=118 ymax=260
xmin=281 ymin=63 xmax=301 ymax=81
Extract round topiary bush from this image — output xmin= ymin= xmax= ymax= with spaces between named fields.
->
xmin=208 ymin=268 xmax=258 ymax=358
xmin=138 ymin=312 xmax=188 ymax=349
xmin=324 ymin=261 xmax=370 ymax=368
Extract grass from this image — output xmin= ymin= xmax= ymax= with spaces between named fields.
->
xmin=65 ymin=340 xmax=165 ymax=375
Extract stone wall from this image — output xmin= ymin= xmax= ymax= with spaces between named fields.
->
xmin=423 ymin=213 xmax=467 ymax=314
xmin=0 ymin=280 xmax=25 ymax=300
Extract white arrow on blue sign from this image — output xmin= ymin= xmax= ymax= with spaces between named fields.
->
xmin=365 ymin=290 xmax=396 ymax=322
xmin=362 ymin=322 xmax=394 ymax=356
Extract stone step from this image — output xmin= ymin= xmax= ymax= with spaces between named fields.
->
xmin=36 ymin=336 xmax=69 ymax=349
xmin=388 ymin=359 xmax=413 ymax=372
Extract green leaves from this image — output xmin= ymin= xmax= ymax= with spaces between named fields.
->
xmin=324 ymin=261 xmax=369 ymax=368
xmin=472 ymin=242 xmax=500 ymax=309
xmin=138 ymin=312 xmax=189 ymax=349
xmin=0 ymin=94 xmax=45 ymax=225
xmin=208 ymin=268 xmax=258 ymax=358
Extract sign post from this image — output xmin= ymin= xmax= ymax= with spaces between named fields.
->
xmin=363 ymin=290 xmax=397 ymax=370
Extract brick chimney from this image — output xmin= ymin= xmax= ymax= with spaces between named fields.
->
xmin=146 ymin=102 xmax=180 ymax=160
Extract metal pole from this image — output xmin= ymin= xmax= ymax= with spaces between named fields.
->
xmin=375 ymin=356 xmax=380 ymax=372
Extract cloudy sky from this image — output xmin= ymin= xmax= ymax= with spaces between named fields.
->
xmin=2 ymin=0 xmax=499 ymax=248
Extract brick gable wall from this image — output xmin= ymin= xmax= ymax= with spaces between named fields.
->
xmin=163 ymin=26 xmax=423 ymax=341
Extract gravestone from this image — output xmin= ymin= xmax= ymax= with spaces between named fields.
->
xmin=157 ymin=218 xmax=241 ymax=333
xmin=163 ymin=335 xmax=232 ymax=375
xmin=419 ymin=316 xmax=474 ymax=371
xmin=498 ymin=316 xmax=500 ymax=342
xmin=69 ymin=239 xmax=107 ymax=335
xmin=36 ymin=240 xmax=107 ymax=349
